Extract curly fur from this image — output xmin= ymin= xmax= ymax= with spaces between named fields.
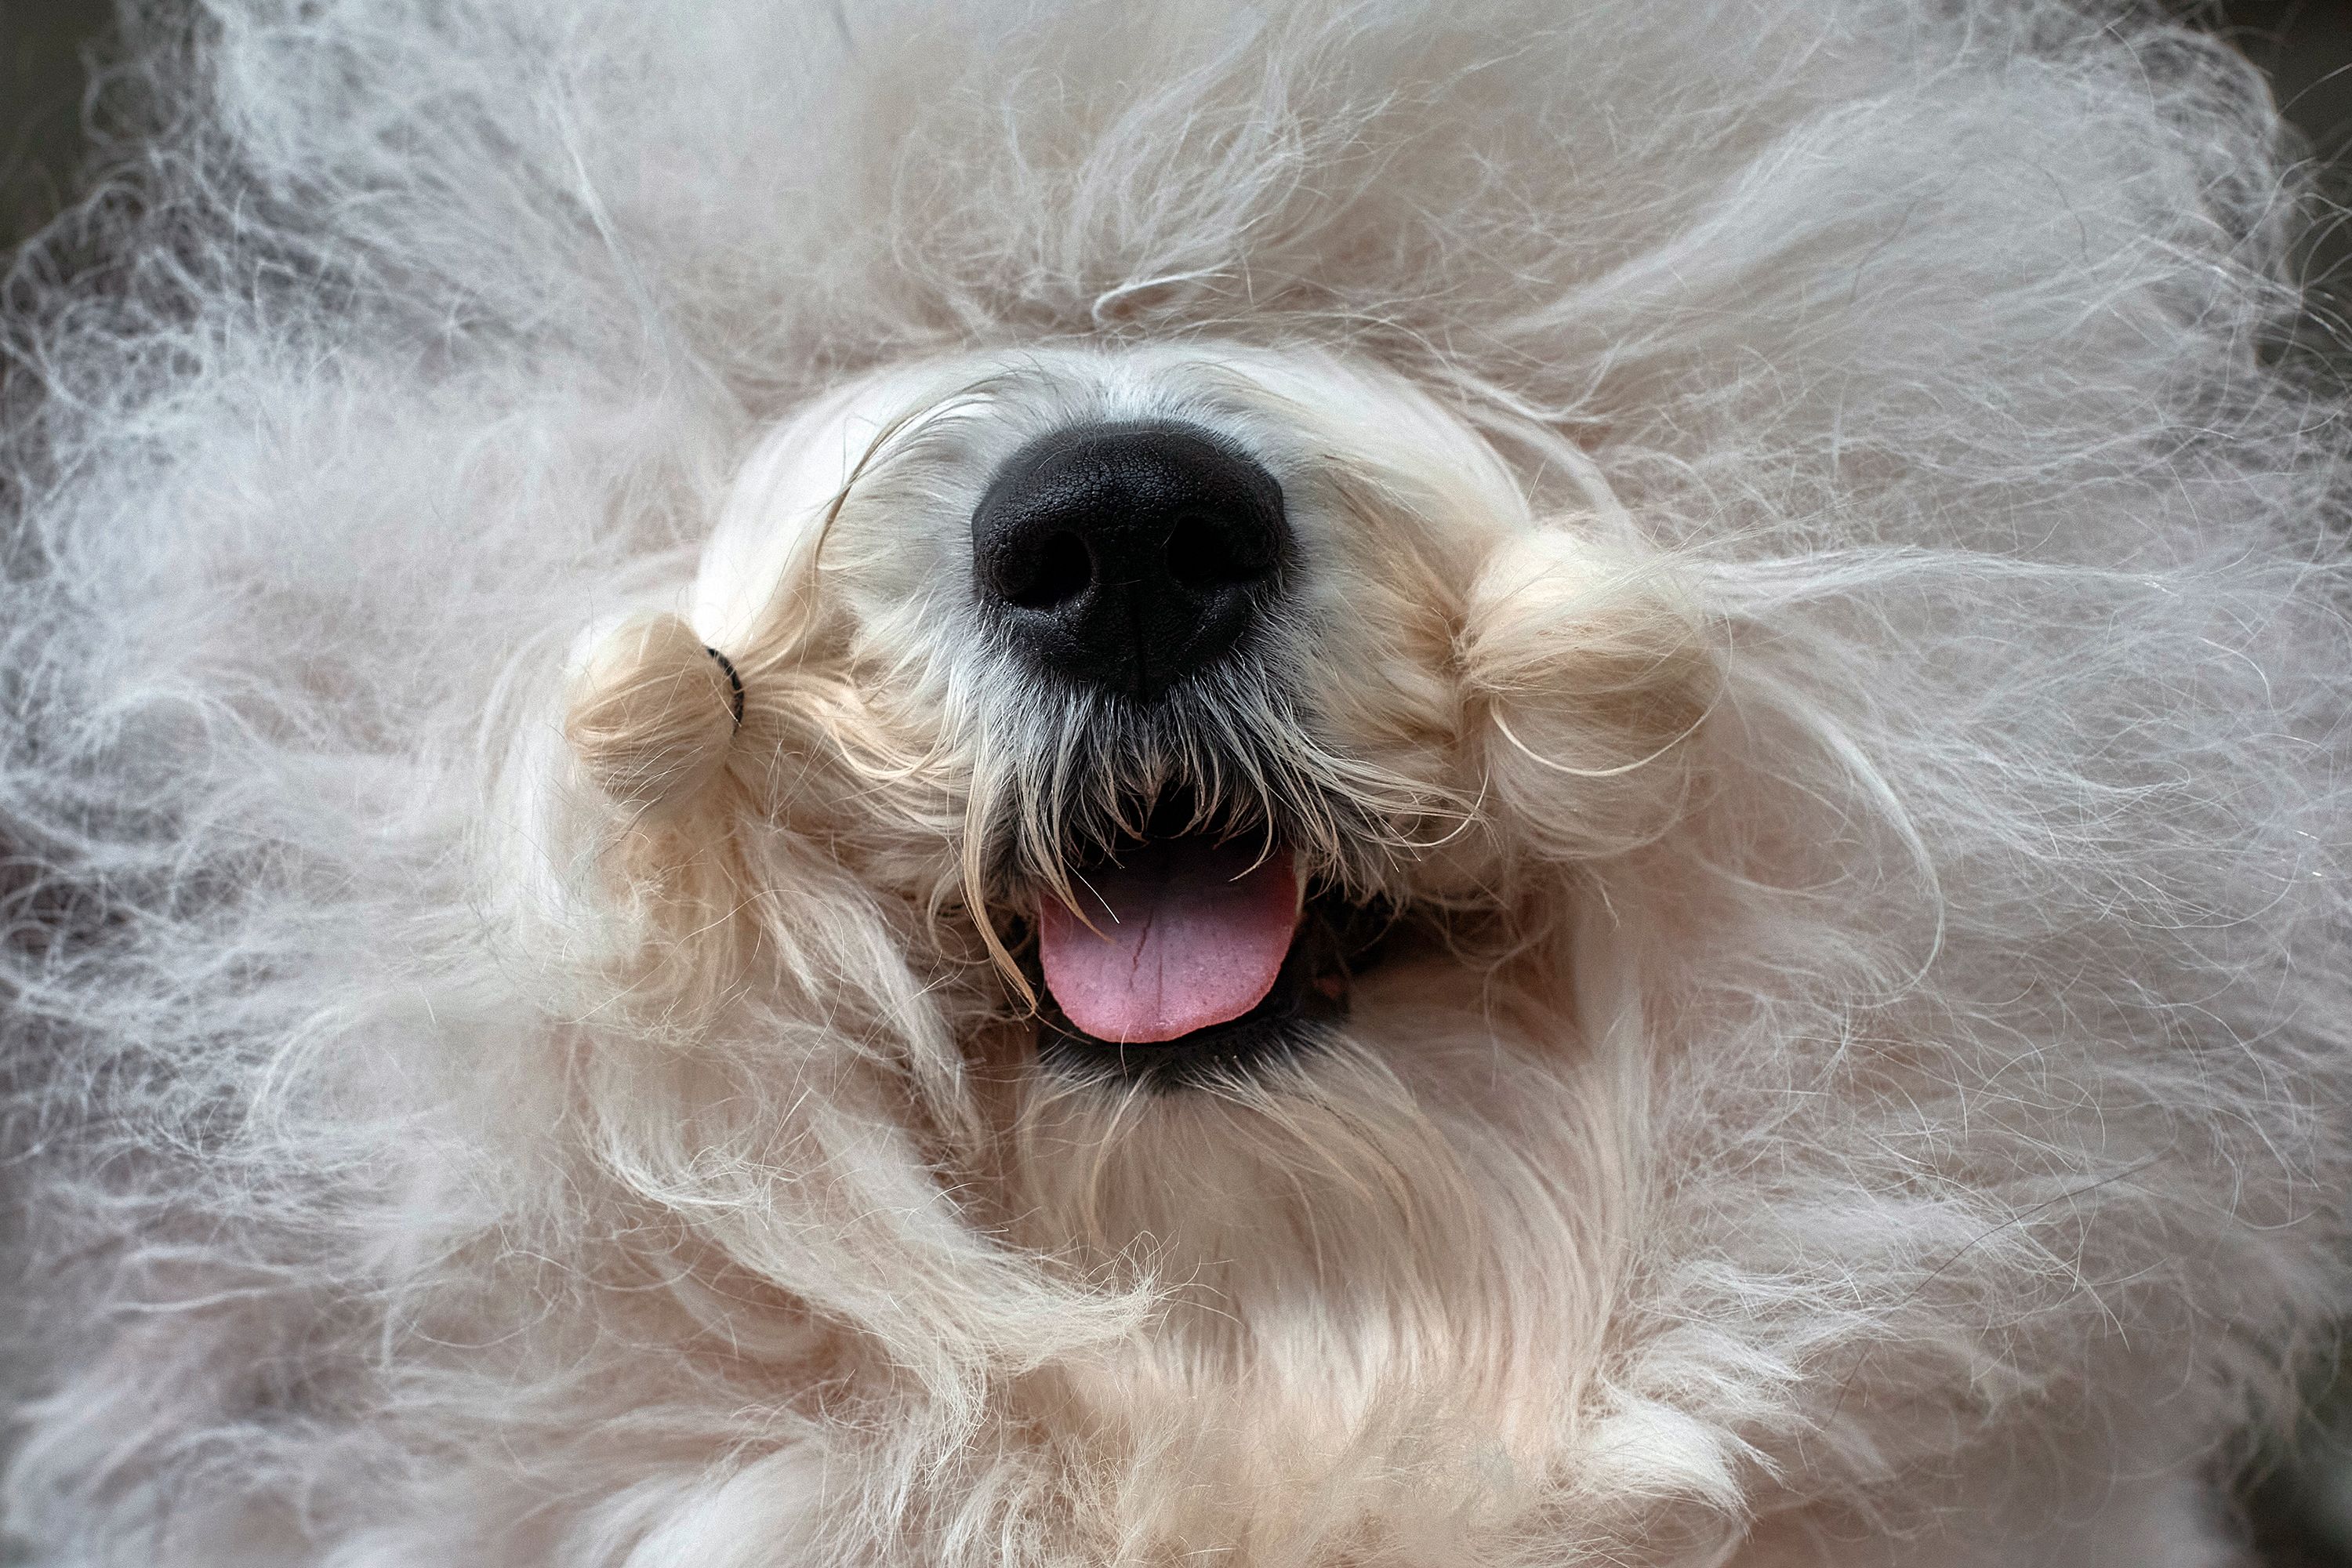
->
xmin=4 ymin=1 xmax=2351 ymax=1564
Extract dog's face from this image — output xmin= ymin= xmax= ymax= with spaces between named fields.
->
xmin=546 ymin=341 xmax=1722 ymax=1516
xmin=687 ymin=339 xmax=1715 ymax=1020
xmin=683 ymin=340 xmax=1718 ymax=1075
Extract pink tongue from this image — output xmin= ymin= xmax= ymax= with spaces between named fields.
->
xmin=1039 ymin=841 xmax=1300 ymax=1044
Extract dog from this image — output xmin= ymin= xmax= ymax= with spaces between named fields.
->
xmin=5 ymin=1 xmax=2350 ymax=1563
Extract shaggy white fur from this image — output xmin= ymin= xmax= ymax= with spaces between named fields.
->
xmin=4 ymin=1 xmax=2350 ymax=1565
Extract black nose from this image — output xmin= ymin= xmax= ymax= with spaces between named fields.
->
xmin=971 ymin=423 xmax=1291 ymax=702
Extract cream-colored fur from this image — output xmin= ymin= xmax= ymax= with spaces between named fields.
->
xmin=4 ymin=3 xmax=2348 ymax=1566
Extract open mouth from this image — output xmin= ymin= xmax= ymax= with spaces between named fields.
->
xmin=1018 ymin=801 xmax=1392 ymax=1088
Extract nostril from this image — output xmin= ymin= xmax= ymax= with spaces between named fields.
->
xmin=1163 ymin=510 xmax=1262 ymax=591
xmin=1005 ymin=531 xmax=1093 ymax=609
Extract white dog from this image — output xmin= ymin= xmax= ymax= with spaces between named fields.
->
xmin=5 ymin=2 xmax=2350 ymax=1565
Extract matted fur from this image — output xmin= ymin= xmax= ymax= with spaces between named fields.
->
xmin=3 ymin=1 xmax=2350 ymax=1564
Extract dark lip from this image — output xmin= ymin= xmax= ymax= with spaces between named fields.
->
xmin=1021 ymin=882 xmax=1394 ymax=1091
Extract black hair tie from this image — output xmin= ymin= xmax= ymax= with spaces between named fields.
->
xmin=704 ymin=645 xmax=746 ymax=729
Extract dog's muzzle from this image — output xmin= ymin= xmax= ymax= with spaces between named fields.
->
xmin=969 ymin=423 xmax=1387 ymax=1085
xmin=970 ymin=421 xmax=1291 ymax=702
